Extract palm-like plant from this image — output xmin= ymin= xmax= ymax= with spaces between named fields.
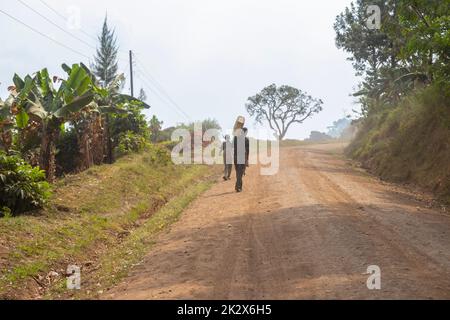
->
xmin=8 ymin=63 xmax=150 ymax=180
xmin=353 ymin=67 xmax=429 ymax=115
xmin=93 ymin=73 xmax=150 ymax=163
xmin=14 ymin=64 xmax=95 ymax=181
xmin=62 ymin=65 xmax=149 ymax=168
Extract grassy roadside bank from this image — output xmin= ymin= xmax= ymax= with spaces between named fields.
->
xmin=347 ymin=85 xmax=450 ymax=204
xmin=0 ymin=152 xmax=220 ymax=299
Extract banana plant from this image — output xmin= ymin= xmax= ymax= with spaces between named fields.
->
xmin=353 ymin=67 xmax=429 ymax=111
xmin=91 ymin=72 xmax=151 ymax=163
xmin=60 ymin=63 xmax=151 ymax=168
xmin=61 ymin=63 xmax=150 ymax=110
xmin=0 ymin=94 xmax=16 ymax=153
xmin=14 ymin=64 xmax=95 ymax=182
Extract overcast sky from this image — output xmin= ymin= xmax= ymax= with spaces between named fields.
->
xmin=1 ymin=0 xmax=360 ymax=139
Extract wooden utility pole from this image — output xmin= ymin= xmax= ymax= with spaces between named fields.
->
xmin=129 ymin=50 xmax=134 ymax=97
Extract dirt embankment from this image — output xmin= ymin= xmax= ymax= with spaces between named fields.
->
xmin=347 ymin=85 xmax=450 ymax=203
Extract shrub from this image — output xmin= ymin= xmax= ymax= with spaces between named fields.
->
xmin=0 ymin=152 xmax=51 ymax=216
xmin=56 ymin=129 xmax=79 ymax=175
xmin=159 ymin=140 xmax=178 ymax=151
xmin=115 ymin=131 xmax=148 ymax=158
xmin=143 ymin=143 xmax=172 ymax=166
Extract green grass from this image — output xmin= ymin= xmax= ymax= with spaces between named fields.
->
xmin=47 ymin=178 xmax=214 ymax=299
xmin=347 ymin=84 xmax=450 ymax=203
xmin=0 ymin=151 xmax=219 ymax=299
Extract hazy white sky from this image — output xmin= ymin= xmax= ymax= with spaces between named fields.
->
xmin=1 ymin=0 xmax=360 ymax=139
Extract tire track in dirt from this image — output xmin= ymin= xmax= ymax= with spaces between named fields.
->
xmin=296 ymin=147 xmax=450 ymax=298
xmin=105 ymin=144 xmax=450 ymax=300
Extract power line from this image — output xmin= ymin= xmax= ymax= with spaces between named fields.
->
xmin=16 ymin=0 xmax=97 ymax=51
xmin=135 ymin=71 xmax=190 ymax=121
xmin=136 ymin=72 xmax=188 ymax=121
xmin=134 ymin=56 xmax=191 ymax=120
xmin=6 ymin=1 xmax=169 ymax=114
xmin=134 ymin=56 xmax=177 ymax=101
xmin=0 ymin=8 xmax=90 ymax=59
xmin=24 ymin=0 xmax=129 ymax=74
xmin=136 ymin=68 xmax=191 ymax=121
xmin=38 ymin=0 xmax=130 ymax=63
xmin=38 ymin=0 xmax=98 ymax=43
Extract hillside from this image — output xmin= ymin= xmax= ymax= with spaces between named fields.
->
xmin=347 ymin=84 xmax=450 ymax=203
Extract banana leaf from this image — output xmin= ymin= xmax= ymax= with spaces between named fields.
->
xmin=53 ymin=93 xmax=94 ymax=118
xmin=117 ymin=94 xmax=151 ymax=109
xmin=81 ymin=63 xmax=99 ymax=85
xmin=107 ymin=74 xmax=126 ymax=93
xmin=15 ymin=109 xmax=29 ymax=129
xmin=99 ymin=105 xmax=130 ymax=115
xmin=61 ymin=63 xmax=72 ymax=75
xmin=35 ymin=68 xmax=54 ymax=98
xmin=25 ymin=100 xmax=49 ymax=120
xmin=17 ymin=76 xmax=35 ymax=102
xmin=0 ymin=102 xmax=11 ymax=120
xmin=13 ymin=74 xmax=25 ymax=91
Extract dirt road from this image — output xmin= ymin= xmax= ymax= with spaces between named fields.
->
xmin=106 ymin=144 xmax=450 ymax=299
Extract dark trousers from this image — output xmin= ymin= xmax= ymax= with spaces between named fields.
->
xmin=224 ymin=164 xmax=232 ymax=179
xmin=235 ymin=164 xmax=246 ymax=191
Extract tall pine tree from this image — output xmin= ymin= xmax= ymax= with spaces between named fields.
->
xmin=92 ymin=16 xmax=119 ymax=164
xmin=92 ymin=16 xmax=119 ymax=87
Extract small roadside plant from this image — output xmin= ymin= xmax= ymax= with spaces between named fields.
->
xmin=115 ymin=131 xmax=148 ymax=157
xmin=145 ymin=143 xmax=172 ymax=166
xmin=0 ymin=151 xmax=51 ymax=216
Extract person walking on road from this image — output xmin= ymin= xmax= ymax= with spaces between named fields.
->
xmin=234 ymin=128 xmax=250 ymax=193
xmin=221 ymin=135 xmax=233 ymax=181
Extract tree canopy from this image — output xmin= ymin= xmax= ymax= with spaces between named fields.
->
xmin=246 ymin=84 xmax=323 ymax=140
xmin=334 ymin=0 xmax=449 ymax=115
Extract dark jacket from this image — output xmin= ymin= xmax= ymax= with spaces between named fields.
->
xmin=233 ymin=135 xmax=249 ymax=165
xmin=222 ymin=141 xmax=233 ymax=164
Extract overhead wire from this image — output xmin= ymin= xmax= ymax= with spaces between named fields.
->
xmin=38 ymin=0 xmax=98 ymax=43
xmin=37 ymin=0 xmax=130 ymax=63
xmin=0 ymin=8 xmax=91 ymax=59
xmin=3 ymin=2 xmax=186 ymax=122
xmin=134 ymin=55 xmax=191 ymax=120
xmin=135 ymin=70 xmax=189 ymax=122
xmin=16 ymin=0 xmax=97 ymax=51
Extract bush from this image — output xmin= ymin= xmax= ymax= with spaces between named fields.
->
xmin=143 ymin=143 xmax=172 ymax=166
xmin=159 ymin=140 xmax=178 ymax=151
xmin=115 ymin=131 xmax=148 ymax=158
xmin=56 ymin=129 xmax=79 ymax=175
xmin=0 ymin=152 xmax=51 ymax=216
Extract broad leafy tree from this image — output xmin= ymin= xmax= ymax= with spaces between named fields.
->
xmin=335 ymin=0 xmax=449 ymax=115
xmin=246 ymin=84 xmax=323 ymax=140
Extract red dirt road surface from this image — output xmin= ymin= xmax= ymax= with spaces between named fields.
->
xmin=106 ymin=143 xmax=450 ymax=299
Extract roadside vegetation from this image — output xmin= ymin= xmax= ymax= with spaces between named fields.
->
xmin=334 ymin=0 xmax=449 ymax=202
xmin=0 ymin=17 xmax=221 ymax=299
xmin=0 ymin=151 xmax=218 ymax=299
